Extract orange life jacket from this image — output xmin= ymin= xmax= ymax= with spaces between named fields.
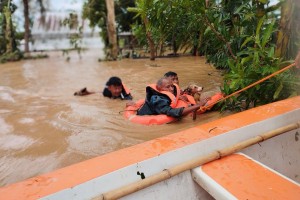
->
xmin=146 ymin=83 xmax=180 ymax=108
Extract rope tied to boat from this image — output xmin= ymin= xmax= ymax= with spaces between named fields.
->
xmin=198 ymin=106 xmax=207 ymax=113
xmin=198 ymin=62 xmax=296 ymax=112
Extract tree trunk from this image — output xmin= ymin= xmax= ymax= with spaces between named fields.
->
xmin=23 ymin=0 xmax=30 ymax=53
xmin=105 ymin=0 xmax=118 ymax=60
xmin=193 ymin=31 xmax=203 ymax=56
xmin=275 ymin=0 xmax=293 ymax=58
xmin=4 ymin=6 xmax=13 ymax=53
xmin=282 ymin=0 xmax=299 ymax=59
xmin=143 ymin=17 xmax=155 ymax=60
xmin=197 ymin=30 xmax=204 ymax=56
xmin=158 ymin=40 xmax=164 ymax=56
xmin=171 ymin=32 xmax=177 ymax=55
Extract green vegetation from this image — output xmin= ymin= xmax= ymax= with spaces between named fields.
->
xmin=61 ymin=12 xmax=84 ymax=61
xmin=0 ymin=0 xmax=22 ymax=63
xmin=222 ymin=17 xmax=298 ymax=111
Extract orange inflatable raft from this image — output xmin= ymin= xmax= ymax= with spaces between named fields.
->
xmin=124 ymin=93 xmax=224 ymax=125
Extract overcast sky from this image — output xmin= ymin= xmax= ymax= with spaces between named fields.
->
xmin=49 ymin=0 xmax=83 ymax=12
xmin=14 ymin=0 xmax=83 ymax=14
xmin=13 ymin=0 xmax=84 ymax=30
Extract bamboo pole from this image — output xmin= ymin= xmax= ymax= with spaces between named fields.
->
xmin=96 ymin=121 xmax=300 ymax=200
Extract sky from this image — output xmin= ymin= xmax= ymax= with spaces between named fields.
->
xmin=13 ymin=0 xmax=84 ymax=31
xmin=49 ymin=0 xmax=83 ymax=12
xmin=13 ymin=0 xmax=84 ymax=13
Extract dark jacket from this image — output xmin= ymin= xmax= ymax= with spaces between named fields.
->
xmin=137 ymin=85 xmax=184 ymax=118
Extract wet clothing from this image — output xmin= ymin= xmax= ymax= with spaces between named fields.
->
xmin=102 ymin=84 xmax=133 ymax=100
xmin=137 ymin=84 xmax=184 ymax=118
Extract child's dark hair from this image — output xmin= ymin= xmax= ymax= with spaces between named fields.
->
xmin=106 ymin=76 xmax=122 ymax=86
xmin=164 ymin=71 xmax=177 ymax=77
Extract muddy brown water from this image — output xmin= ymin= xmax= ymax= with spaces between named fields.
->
xmin=0 ymin=50 xmax=229 ymax=187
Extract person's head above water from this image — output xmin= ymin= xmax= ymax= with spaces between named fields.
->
xmin=156 ymin=77 xmax=174 ymax=93
xmin=106 ymin=76 xmax=123 ymax=98
xmin=164 ymin=71 xmax=179 ymax=85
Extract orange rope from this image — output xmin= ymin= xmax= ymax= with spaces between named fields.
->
xmin=199 ymin=62 xmax=296 ymax=112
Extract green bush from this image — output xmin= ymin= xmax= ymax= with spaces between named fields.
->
xmin=221 ymin=17 xmax=299 ymax=111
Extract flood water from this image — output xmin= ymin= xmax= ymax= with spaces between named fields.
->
xmin=0 ymin=49 xmax=227 ymax=187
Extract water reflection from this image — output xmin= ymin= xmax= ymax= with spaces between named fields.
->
xmin=0 ymin=50 xmax=228 ymax=186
